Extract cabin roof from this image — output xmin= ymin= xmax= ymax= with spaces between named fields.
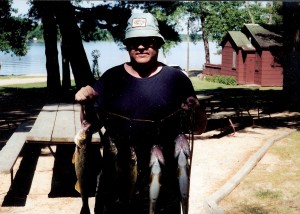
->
xmin=243 ymin=24 xmax=282 ymax=48
xmin=221 ymin=24 xmax=282 ymax=51
xmin=227 ymin=31 xmax=256 ymax=51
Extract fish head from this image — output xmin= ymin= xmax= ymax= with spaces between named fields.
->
xmin=174 ymin=134 xmax=190 ymax=157
xmin=129 ymin=147 xmax=137 ymax=163
xmin=108 ymin=138 xmax=118 ymax=155
xmin=150 ymin=145 xmax=165 ymax=166
xmin=81 ymin=120 xmax=91 ymax=132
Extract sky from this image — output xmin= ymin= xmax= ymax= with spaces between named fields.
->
xmin=11 ymin=0 xmax=122 ymax=16
xmin=12 ymin=0 xmax=30 ymax=15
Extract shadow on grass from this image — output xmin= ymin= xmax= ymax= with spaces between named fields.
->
xmin=196 ymin=87 xmax=300 ymax=136
xmin=0 ymin=86 xmax=77 ymax=147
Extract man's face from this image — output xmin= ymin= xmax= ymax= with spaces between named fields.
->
xmin=126 ymin=37 xmax=160 ymax=64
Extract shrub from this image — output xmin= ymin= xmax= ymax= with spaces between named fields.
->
xmin=205 ymin=75 xmax=237 ymax=86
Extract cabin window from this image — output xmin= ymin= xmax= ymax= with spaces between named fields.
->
xmin=271 ymin=56 xmax=281 ymax=67
xmin=232 ymin=51 xmax=237 ymax=69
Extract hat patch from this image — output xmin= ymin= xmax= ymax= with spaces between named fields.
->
xmin=132 ymin=18 xmax=147 ymax=28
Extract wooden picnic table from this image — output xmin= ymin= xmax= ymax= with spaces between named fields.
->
xmin=26 ymin=103 xmax=101 ymax=145
xmin=196 ymin=94 xmax=213 ymax=101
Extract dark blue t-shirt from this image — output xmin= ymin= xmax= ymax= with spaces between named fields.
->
xmin=93 ymin=64 xmax=196 ymax=213
xmin=93 ymin=64 xmax=195 ymax=147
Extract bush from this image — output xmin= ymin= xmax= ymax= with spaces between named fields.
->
xmin=205 ymin=75 xmax=237 ymax=86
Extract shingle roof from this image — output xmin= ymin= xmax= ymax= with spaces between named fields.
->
xmin=227 ymin=31 xmax=256 ymax=51
xmin=243 ymin=24 xmax=282 ymax=48
xmin=221 ymin=24 xmax=282 ymax=51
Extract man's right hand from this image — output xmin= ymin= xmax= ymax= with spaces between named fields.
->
xmin=75 ymin=85 xmax=98 ymax=103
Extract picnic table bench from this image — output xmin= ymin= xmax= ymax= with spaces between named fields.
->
xmin=208 ymin=111 xmax=236 ymax=134
xmin=0 ymin=103 xmax=101 ymax=184
xmin=0 ymin=120 xmax=34 ymax=184
xmin=198 ymin=95 xmax=237 ymax=135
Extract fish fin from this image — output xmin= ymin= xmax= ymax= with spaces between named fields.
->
xmin=75 ymin=180 xmax=81 ymax=193
xmin=183 ymin=147 xmax=191 ymax=157
xmin=158 ymin=155 xmax=165 ymax=165
xmin=174 ymin=146 xmax=181 ymax=158
xmin=72 ymin=151 xmax=76 ymax=164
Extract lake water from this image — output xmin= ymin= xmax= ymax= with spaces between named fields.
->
xmin=0 ymin=41 xmax=221 ymax=76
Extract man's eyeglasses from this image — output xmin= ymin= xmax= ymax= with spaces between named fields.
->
xmin=125 ymin=37 xmax=159 ymax=49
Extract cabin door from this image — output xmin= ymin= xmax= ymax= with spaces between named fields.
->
xmin=245 ymin=54 xmax=255 ymax=84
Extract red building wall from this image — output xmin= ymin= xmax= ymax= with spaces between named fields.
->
xmin=221 ymin=41 xmax=236 ymax=76
xmin=260 ymin=51 xmax=283 ymax=86
xmin=204 ymin=40 xmax=283 ymax=87
xmin=254 ymin=53 xmax=262 ymax=85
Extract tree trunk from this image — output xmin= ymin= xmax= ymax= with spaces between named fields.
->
xmin=244 ymin=1 xmax=255 ymax=24
xmin=282 ymin=2 xmax=300 ymax=111
xmin=200 ymin=14 xmax=210 ymax=64
xmin=38 ymin=3 xmax=61 ymax=94
xmin=60 ymin=36 xmax=71 ymax=90
xmin=54 ymin=1 xmax=95 ymax=89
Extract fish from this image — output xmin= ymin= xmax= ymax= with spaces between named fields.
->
xmin=102 ymin=137 xmax=120 ymax=202
xmin=127 ymin=146 xmax=138 ymax=202
xmin=174 ymin=134 xmax=191 ymax=214
xmin=149 ymin=145 xmax=165 ymax=214
xmin=73 ymin=120 xmax=92 ymax=214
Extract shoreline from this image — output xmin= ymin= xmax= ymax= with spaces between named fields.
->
xmin=0 ymin=74 xmax=47 ymax=77
xmin=0 ymin=76 xmax=47 ymax=86
xmin=0 ymin=75 xmax=76 ymax=86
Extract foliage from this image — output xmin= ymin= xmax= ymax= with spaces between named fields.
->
xmin=204 ymin=75 xmax=237 ymax=86
xmin=0 ymin=0 xmax=33 ymax=56
xmin=184 ymin=1 xmax=278 ymax=43
xmin=27 ymin=24 xmax=44 ymax=41
xmin=176 ymin=1 xmax=283 ymax=65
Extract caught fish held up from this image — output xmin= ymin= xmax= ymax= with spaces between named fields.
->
xmin=149 ymin=145 xmax=165 ymax=214
xmin=73 ymin=120 xmax=92 ymax=214
xmin=174 ymin=134 xmax=191 ymax=214
xmin=102 ymin=137 xmax=120 ymax=201
xmin=127 ymin=146 xmax=138 ymax=202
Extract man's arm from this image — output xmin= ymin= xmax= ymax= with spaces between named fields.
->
xmin=182 ymin=96 xmax=207 ymax=135
xmin=75 ymin=85 xmax=103 ymax=133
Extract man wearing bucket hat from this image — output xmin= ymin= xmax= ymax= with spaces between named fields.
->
xmin=75 ymin=12 xmax=207 ymax=214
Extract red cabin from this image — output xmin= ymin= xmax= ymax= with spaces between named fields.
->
xmin=204 ymin=24 xmax=283 ymax=87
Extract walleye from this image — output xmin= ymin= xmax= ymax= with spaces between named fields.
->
xmin=103 ymin=137 xmax=119 ymax=202
xmin=127 ymin=146 xmax=138 ymax=202
xmin=73 ymin=120 xmax=92 ymax=214
xmin=149 ymin=145 xmax=165 ymax=214
xmin=174 ymin=134 xmax=191 ymax=214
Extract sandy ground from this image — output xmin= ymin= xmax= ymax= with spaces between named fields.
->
xmin=1 ymin=77 xmax=299 ymax=213
xmin=0 ymin=76 xmax=47 ymax=86
xmin=0 ymin=117 xmax=298 ymax=214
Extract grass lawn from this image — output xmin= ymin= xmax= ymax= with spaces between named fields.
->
xmin=220 ymin=131 xmax=300 ymax=214
xmin=190 ymin=77 xmax=282 ymax=91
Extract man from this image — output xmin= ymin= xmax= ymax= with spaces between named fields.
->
xmin=75 ymin=13 xmax=207 ymax=214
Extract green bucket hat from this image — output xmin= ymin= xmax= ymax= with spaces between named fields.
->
xmin=124 ymin=13 xmax=165 ymax=45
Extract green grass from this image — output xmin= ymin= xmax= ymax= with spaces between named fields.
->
xmin=221 ymin=131 xmax=300 ymax=214
xmin=190 ymin=77 xmax=282 ymax=91
xmin=255 ymin=189 xmax=282 ymax=199
xmin=0 ymin=80 xmax=76 ymax=89
xmin=0 ymin=82 xmax=47 ymax=89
